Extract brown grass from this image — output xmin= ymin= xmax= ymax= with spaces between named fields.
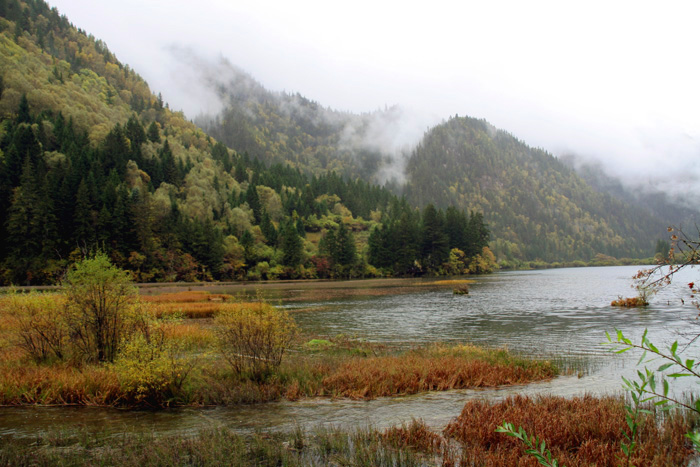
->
xmin=443 ymin=394 xmax=693 ymax=466
xmin=320 ymin=354 xmax=556 ymax=399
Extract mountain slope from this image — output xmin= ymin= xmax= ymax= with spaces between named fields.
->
xmin=404 ymin=116 xmax=666 ymax=262
xmin=195 ymin=61 xmax=413 ymax=183
xmin=196 ymin=67 xmax=686 ymax=264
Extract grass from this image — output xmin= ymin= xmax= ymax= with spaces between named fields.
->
xmin=0 ymin=290 xmax=558 ymax=407
xmin=444 ymin=394 xmax=694 ymax=466
xmin=1 ymin=397 xmax=694 ymax=467
xmin=0 ymin=425 xmax=434 ymax=467
xmin=429 ymin=279 xmax=475 ymax=286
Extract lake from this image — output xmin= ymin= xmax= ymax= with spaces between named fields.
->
xmin=2 ymin=265 xmax=699 ymax=438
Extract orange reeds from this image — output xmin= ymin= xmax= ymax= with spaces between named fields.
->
xmin=444 ymin=394 xmax=693 ymax=467
xmin=321 ymin=355 xmax=556 ymax=399
xmin=143 ymin=293 xmax=266 ymax=318
xmin=160 ymin=322 xmax=215 ymax=348
xmin=140 ymin=291 xmax=234 ymax=304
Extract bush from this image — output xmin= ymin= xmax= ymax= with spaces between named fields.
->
xmin=113 ymin=322 xmax=194 ymax=406
xmin=62 ymin=253 xmax=137 ymax=362
xmin=4 ymin=291 xmax=68 ymax=363
xmin=214 ymin=302 xmax=297 ymax=381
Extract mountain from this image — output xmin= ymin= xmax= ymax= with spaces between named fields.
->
xmin=201 ymin=74 xmax=679 ymax=263
xmin=194 ymin=60 xmax=414 ymax=184
xmin=0 ymin=0 xmax=493 ymax=285
xmin=560 ymin=155 xmax=699 ymax=231
xmin=403 ymin=116 xmax=671 ymax=262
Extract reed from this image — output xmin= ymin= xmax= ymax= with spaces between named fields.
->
xmin=0 ymin=425 xmax=431 ymax=467
xmin=321 ymin=352 xmax=556 ymax=399
xmin=444 ymin=394 xmax=693 ymax=466
xmin=0 ymin=364 xmax=121 ymax=405
xmin=140 ymin=291 xmax=234 ymax=303
xmin=147 ymin=300 xmax=270 ymax=319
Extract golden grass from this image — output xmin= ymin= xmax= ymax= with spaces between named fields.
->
xmin=161 ymin=322 xmax=215 ymax=349
xmin=0 ymin=364 xmax=121 ymax=405
xmin=140 ymin=291 xmax=234 ymax=304
xmin=146 ymin=300 xmax=268 ymax=319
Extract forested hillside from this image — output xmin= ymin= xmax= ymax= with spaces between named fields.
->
xmin=195 ymin=64 xmax=409 ymax=183
xmin=0 ymin=0 xmax=493 ymax=285
xmin=194 ymin=67 xmax=684 ymax=266
xmin=404 ymin=117 xmax=667 ymax=263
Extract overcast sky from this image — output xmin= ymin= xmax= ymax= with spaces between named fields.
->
xmin=49 ymin=0 xmax=700 ymax=194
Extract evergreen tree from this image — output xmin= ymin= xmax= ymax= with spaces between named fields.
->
xmin=281 ymin=221 xmax=303 ymax=267
xmin=234 ymin=157 xmax=247 ymax=183
xmin=73 ymin=178 xmax=95 ymax=247
xmin=246 ymin=183 xmax=262 ymax=224
xmin=16 ymin=93 xmax=30 ymax=124
xmin=331 ymin=223 xmax=356 ymax=267
xmin=260 ymin=211 xmax=277 ymax=245
xmin=147 ymin=121 xmax=160 ymax=143
xmin=421 ymin=204 xmax=449 ymax=272
xmin=4 ymin=159 xmax=42 ymax=283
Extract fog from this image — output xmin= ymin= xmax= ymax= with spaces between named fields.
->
xmin=49 ymin=0 xmax=700 ymax=199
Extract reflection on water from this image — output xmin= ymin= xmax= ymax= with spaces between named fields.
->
xmin=2 ymin=266 xmax=699 ymax=438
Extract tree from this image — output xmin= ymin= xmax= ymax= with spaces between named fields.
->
xmin=281 ymin=221 xmax=303 ymax=267
xmin=260 ymin=211 xmax=277 ymax=245
xmin=62 ymin=253 xmax=137 ymax=362
xmin=421 ymin=204 xmax=449 ymax=272
xmin=4 ymin=158 xmax=42 ymax=284
xmin=147 ymin=121 xmax=160 ymax=143
xmin=215 ymin=302 xmax=297 ymax=381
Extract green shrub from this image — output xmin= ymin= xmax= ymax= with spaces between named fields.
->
xmin=62 ymin=253 xmax=137 ymax=362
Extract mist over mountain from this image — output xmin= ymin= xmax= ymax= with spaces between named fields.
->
xmin=191 ymin=53 xmax=430 ymax=185
xmin=561 ymin=155 xmax=700 ymax=230
xmin=194 ymin=62 xmax=696 ymax=261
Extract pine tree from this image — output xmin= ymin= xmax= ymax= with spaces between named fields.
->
xmin=260 ymin=211 xmax=277 ymax=245
xmin=246 ymin=183 xmax=262 ymax=224
xmin=333 ymin=223 xmax=356 ymax=267
xmin=147 ymin=121 xmax=161 ymax=143
xmin=4 ymin=159 xmax=42 ymax=283
xmin=281 ymin=221 xmax=303 ymax=267
xmin=421 ymin=204 xmax=449 ymax=272
xmin=73 ymin=178 xmax=95 ymax=246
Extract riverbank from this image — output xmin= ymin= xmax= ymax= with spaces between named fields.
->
xmin=1 ymin=395 xmax=693 ymax=466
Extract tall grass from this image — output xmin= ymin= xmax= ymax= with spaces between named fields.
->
xmin=0 ymin=426 xmax=431 ymax=466
xmin=444 ymin=394 xmax=693 ymax=466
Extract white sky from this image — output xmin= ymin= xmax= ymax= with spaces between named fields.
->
xmin=49 ymin=0 xmax=700 ymax=192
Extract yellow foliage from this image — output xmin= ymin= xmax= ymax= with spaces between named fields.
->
xmin=215 ymin=302 xmax=297 ymax=380
xmin=112 ymin=328 xmax=193 ymax=406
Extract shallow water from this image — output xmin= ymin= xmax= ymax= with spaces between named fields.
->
xmin=2 ymin=265 xmax=699 ymax=438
